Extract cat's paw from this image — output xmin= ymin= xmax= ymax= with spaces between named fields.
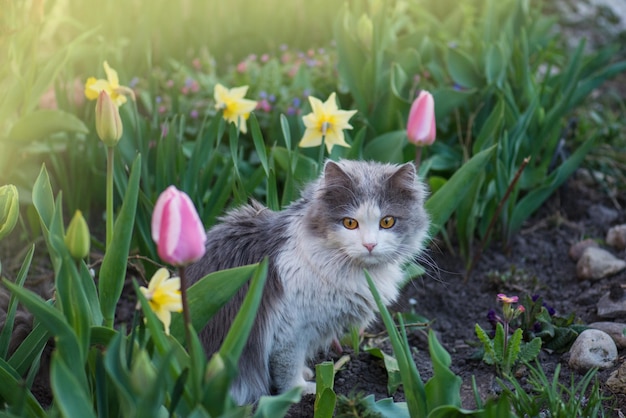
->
xmin=299 ymin=381 xmax=317 ymax=396
xmin=302 ymin=366 xmax=314 ymax=380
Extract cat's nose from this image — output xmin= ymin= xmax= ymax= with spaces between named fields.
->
xmin=363 ymin=243 xmax=377 ymax=253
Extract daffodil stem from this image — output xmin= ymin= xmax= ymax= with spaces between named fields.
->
xmin=317 ymin=135 xmax=326 ymax=172
xmin=106 ymin=146 xmax=114 ymax=250
xmin=179 ymin=266 xmax=193 ymax=350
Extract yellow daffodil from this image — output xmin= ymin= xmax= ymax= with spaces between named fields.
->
xmin=214 ymin=83 xmax=258 ymax=134
xmin=84 ymin=61 xmax=134 ymax=107
xmin=139 ymin=268 xmax=182 ymax=335
xmin=300 ymin=92 xmax=357 ymax=153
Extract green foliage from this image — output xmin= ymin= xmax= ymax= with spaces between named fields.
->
xmin=500 ymin=362 xmax=608 ymax=418
xmin=475 ymin=323 xmax=541 ymax=377
xmin=518 ymin=294 xmax=586 ymax=353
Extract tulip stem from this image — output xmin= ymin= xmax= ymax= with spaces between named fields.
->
xmin=178 ymin=266 xmax=193 ymax=350
xmin=106 ymin=146 xmax=114 ymax=250
xmin=414 ymin=146 xmax=423 ymax=171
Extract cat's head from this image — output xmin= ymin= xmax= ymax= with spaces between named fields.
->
xmin=306 ymin=160 xmax=429 ymax=266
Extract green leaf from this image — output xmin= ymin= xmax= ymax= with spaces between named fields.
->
xmin=314 ymin=361 xmax=336 ymax=418
xmin=485 ymin=44 xmax=506 ymax=86
xmin=2 ymin=280 xmax=87 ymax=386
xmin=365 ymin=270 xmax=425 ymax=417
xmin=425 ymin=330 xmax=463 ymax=410
xmin=0 ymin=244 xmax=34 ymax=358
xmin=431 ymin=87 xmax=476 ymax=124
xmin=250 ymin=114 xmax=269 ymax=177
xmin=365 ymin=347 xmax=402 ymax=395
xmin=7 ymin=109 xmax=88 ymax=143
xmin=170 ymin=264 xmax=258 ymax=344
xmin=519 ymin=337 xmax=542 ymax=363
xmin=99 ymin=155 xmax=141 ymax=326
xmin=51 ymin=353 xmax=96 ymax=418
xmin=7 ymin=322 xmax=49 ymax=376
xmin=503 ymin=328 xmax=523 ymax=375
xmin=254 ymin=387 xmax=302 ymax=418
xmin=31 ymin=165 xmax=55 ymax=232
xmin=0 ymin=357 xmax=45 ymax=417
xmin=363 ymin=130 xmax=406 ymax=164
xmin=219 ymin=259 xmax=268 ymax=362
xmin=447 ymin=48 xmax=483 ymax=89
xmin=425 ymin=145 xmax=496 ymax=236
xmin=507 ymin=135 xmax=596 ymax=240
xmin=474 ymin=324 xmax=496 ymax=365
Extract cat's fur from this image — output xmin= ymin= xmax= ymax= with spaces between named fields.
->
xmin=186 ymin=159 xmax=430 ymax=404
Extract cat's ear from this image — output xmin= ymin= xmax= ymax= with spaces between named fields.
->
xmin=323 ymin=160 xmax=351 ymax=185
xmin=388 ymin=163 xmax=416 ymax=189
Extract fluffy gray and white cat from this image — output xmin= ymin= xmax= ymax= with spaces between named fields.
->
xmin=186 ymin=159 xmax=430 ymax=404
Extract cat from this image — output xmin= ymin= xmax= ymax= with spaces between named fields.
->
xmin=185 ymin=159 xmax=430 ymax=404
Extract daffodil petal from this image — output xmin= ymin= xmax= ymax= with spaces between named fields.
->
xmin=229 ymin=85 xmax=249 ymax=99
xmin=148 ymin=268 xmax=171 ymax=291
xmin=214 ymin=83 xmax=228 ymax=104
xmin=323 ymin=92 xmax=339 ymax=112
xmin=299 ymin=128 xmax=323 ymax=148
xmin=103 ymin=61 xmax=120 ymax=87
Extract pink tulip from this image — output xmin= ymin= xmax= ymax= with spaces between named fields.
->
xmin=152 ymin=186 xmax=207 ymax=266
xmin=406 ymin=90 xmax=436 ymax=146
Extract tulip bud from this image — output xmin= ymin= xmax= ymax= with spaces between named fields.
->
xmin=65 ymin=210 xmax=90 ymax=260
xmin=151 ymin=186 xmax=207 ymax=266
xmin=130 ymin=349 xmax=157 ymax=396
xmin=407 ymin=90 xmax=436 ymax=146
xmin=95 ymin=90 xmax=123 ymax=147
xmin=357 ymin=14 xmax=373 ymax=50
xmin=0 ymin=185 xmax=19 ymax=241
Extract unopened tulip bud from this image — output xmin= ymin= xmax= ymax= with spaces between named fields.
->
xmin=357 ymin=14 xmax=373 ymax=49
xmin=407 ymin=90 xmax=436 ymax=146
xmin=0 ymin=185 xmax=19 ymax=241
xmin=95 ymin=90 xmax=123 ymax=147
xmin=151 ymin=186 xmax=207 ymax=266
xmin=65 ymin=210 xmax=90 ymax=260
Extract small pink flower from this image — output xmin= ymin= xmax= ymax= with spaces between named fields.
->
xmin=407 ymin=90 xmax=436 ymax=146
xmin=517 ymin=305 xmax=526 ymax=313
xmin=192 ymin=58 xmax=201 ymax=70
xmin=152 ymin=186 xmax=207 ymax=266
xmin=497 ymin=294 xmax=519 ymax=304
xmin=237 ymin=61 xmax=247 ymax=73
xmin=260 ymin=53 xmax=270 ymax=63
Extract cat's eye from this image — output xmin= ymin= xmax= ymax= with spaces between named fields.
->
xmin=379 ymin=216 xmax=396 ymax=229
xmin=342 ymin=218 xmax=359 ymax=230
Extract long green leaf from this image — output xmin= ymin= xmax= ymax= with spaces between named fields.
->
xmin=50 ymin=353 xmax=96 ymax=418
xmin=0 ymin=357 xmax=45 ymax=417
xmin=425 ymin=145 xmax=496 ymax=236
xmin=170 ymin=264 xmax=258 ymax=344
xmin=364 ymin=270 xmax=425 ymax=417
xmin=8 ymin=322 xmax=49 ymax=376
xmin=7 ymin=109 xmax=88 ymax=143
xmin=2 ymin=280 xmax=86 ymax=386
xmin=99 ymin=155 xmax=141 ymax=326
xmin=507 ymin=135 xmax=596 ymax=240
xmin=0 ymin=245 xmax=34 ymax=358
xmin=219 ymin=259 xmax=268 ymax=362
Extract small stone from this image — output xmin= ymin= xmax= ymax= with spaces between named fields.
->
xmin=587 ymin=204 xmax=619 ymax=225
xmin=568 ymin=329 xmax=617 ymax=370
xmin=568 ymin=239 xmax=599 ymax=261
xmin=607 ymin=224 xmax=626 ymax=250
xmin=597 ymin=292 xmax=626 ymax=318
xmin=576 ymin=247 xmax=626 ymax=280
xmin=588 ymin=322 xmax=626 ymax=349
xmin=607 ymin=361 xmax=626 ymax=395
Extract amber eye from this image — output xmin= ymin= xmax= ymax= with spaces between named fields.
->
xmin=380 ymin=216 xmax=396 ymax=229
xmin=342 ymin=218 xmax=359 ymax=230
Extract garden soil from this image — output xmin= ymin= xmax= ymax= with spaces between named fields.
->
xmin=11 ymin=171 xmax=626 ymax=417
